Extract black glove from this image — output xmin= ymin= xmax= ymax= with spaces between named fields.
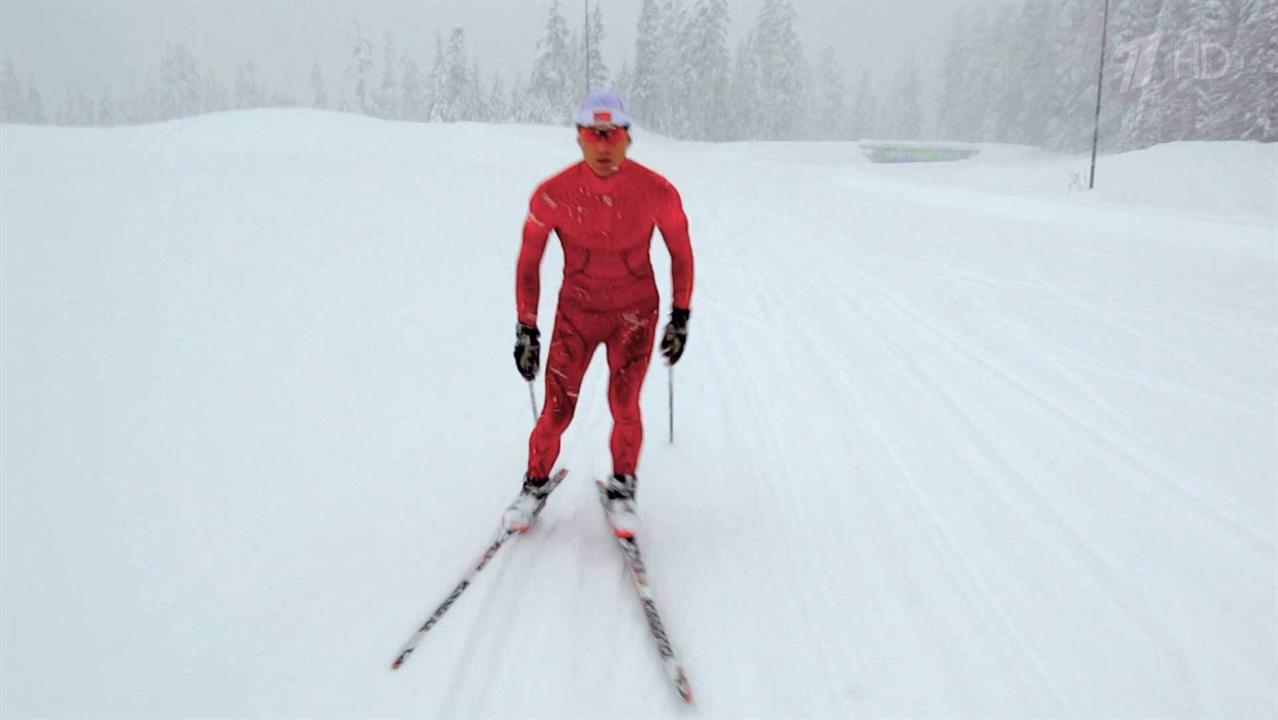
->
xmin=514 ymin=323 xmax=540 ymax=380
xmin=660 ymin=307 xmax=690 ymax=365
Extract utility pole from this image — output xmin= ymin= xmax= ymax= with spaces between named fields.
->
xmin=585 ymin=0 xmax=590 ymax=95
xmin=1088 ymin=0 xmax=1112 ymax=190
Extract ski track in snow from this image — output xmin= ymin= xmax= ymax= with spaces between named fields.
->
xmin=1 ymin=114 xmax=1275 ymax=718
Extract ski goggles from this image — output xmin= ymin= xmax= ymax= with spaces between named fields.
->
xmin=577 ymin=125 xmax=629 ymax=146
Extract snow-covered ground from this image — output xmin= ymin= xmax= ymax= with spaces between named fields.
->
xmin=2 ymin=111 xmax=1274 ymax=717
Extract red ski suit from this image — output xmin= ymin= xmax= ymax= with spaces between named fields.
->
xmin=517 ymin=159 xmax=694 ymax=477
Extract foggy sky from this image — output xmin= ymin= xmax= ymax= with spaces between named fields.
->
xmin=0 ymin=0 xmax=963 ymax=112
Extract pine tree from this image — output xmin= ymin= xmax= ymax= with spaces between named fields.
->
xmin=990 ymin=2 xmax=1029 ymax=144
xmin=203 ymin=69 xmax=228 ymax=113
xmin=377 ymin=31 xmax=399 ymax=118
xmin=1235 ymin=0 xmax=1277 ymax=141
xmin=816 ymin=47 xmax=847 ymax=140
xmin=435 ymin=27 xmax=471 ymax=121
xmin=746 ymin=0 xmax=806 ymax=139
xmin=1 ymin=58 xmax=24 ymax=123
xmin=685 ymin=0 xmax=731 ymax=139
xmin=978 ymin=6 xmax=1017 ymax=142
xmin=1132 ymin=0 xmax=1195 ymax=144
xmin=158 ymin=43 xmax=200 ymax=120
xmin=1189 ymin=0 xmax=1238 ymax=140
xmin=1102 ymin=0 xmax=1163 ymax=151
xmin=98 ymin=89 xmax=116 ymax=126
xmin=528 ymin=0 xmax=573 ymax=124
xmin=26 ymin=74 xmax=44 ymax=124
xmin=730 ymin=36 xmax=760 ymax=139
xmin=614 ymin=59 xmax=634 ymax=109
xmin=889 ymin=55 xmax=922 ymax=140
xmin=1043 ymin=0 xmax=1105 ymax=152
xmin=347 ymin=21 xmax=374 ymax=114
xmin=400 ymin=55 xmax=425 ymax=121
xmin=658 ymin=0 xmax=692 ymax=135
xmin=630 ymin=0 xmax=664 ymax=129
xmin=61 ymin=86 xmax=77 ymax=125
xmin=236 ymin=62 xmax=263 ymax=109
xmin=1009 ymin=1 xmax=1055 ymax=146
xmin=850 ymin=68 xmax=877 ymax=140
xmin=77 ymin=88 xmax=96 ymax=124
xmin=585 ymin=1 xmax=610 ymax=93
xmin=426 ymin=31 xmax=446 ymax=121
xmin=938 ymin=7 xmax=974 ymax=140
xmin=488 ymin=71 xmax=507 ymax=123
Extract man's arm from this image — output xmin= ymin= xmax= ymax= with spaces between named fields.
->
xmin=655 ymin=181 xmax=694 ymax=310
xmin=516 ymin=190 xmax=554 ymax=326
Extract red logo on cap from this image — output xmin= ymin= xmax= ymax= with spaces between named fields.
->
xmin=592 ymin=109 xmax=613 ymax=123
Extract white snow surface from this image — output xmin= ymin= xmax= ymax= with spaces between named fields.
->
xmin=2 ymin=111 xmax=1275 ymax=717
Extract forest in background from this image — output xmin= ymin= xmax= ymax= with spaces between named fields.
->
xmin=2 ymin=0 xmax=1274 ymax=151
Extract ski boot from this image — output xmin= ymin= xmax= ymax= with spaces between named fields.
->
xmin=602 ymin=473 xmax=640 ymax=539
xmin=502 ymin=474 xmax=554 ymax=533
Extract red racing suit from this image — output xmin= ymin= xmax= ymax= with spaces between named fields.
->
xmin=517 ymin=159 xmax=694 ymax=477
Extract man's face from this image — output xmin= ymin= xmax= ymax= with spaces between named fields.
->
xmin=577 ymin=125 xmax=630 ymax=177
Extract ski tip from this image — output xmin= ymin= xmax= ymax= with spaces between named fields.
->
xmin=677 ymin=677 xmax=695 ymax=703
xmin=390 ymin=659 xmax=403 ymax=671
xmin=613 ymin=527 xmax=635 ymax=539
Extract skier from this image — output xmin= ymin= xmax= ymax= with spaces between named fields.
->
xmin=503 ymin=90 xmax=694 ymax=538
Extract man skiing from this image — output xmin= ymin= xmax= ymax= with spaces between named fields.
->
xmin=503 ymin=90 xmax=695 ymax=538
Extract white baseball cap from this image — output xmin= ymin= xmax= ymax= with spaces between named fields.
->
xmin=575 ymin=90 xmax=631 ymax=128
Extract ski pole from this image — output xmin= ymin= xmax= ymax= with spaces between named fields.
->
xmin=668 ymin=365 xmax=674 ymax=444
xmin=527 ymin=380 xmax=538 ymax=424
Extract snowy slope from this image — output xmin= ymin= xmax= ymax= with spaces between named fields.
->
xmin=2 ymin=111 xmax=1275 ymax=718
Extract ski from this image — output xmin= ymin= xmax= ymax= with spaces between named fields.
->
xmin=391 ymin=468 xmax=567 ymax=670
xmin=596 ymin=480 xmax=695 ymax=703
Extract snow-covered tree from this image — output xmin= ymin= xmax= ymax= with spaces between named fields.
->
xmin=158 ymin=43 xmax=200 ymax=120
xmin=630 ymin=0 xmax=664 ymax=129
xmin=400 ymin=55 xmax=425 ymax=120
xmin=96 ymin=89 xmax=116 ymax=126
xmin=26 ymin=74 xmax=44 ymax=124
xmin=426 ymin=31 xmax=446 ymax=121
xmin=815 ymin=47 xmax=847 ymax=140
xmin=1234 ymin=0 xmax=1277 ymax=141
xmin=1042 ymin=0 xmax=1106 ymax=151
xmin=614 ymin=59 xmax=634 ymax=110
xmin=581 ymin=1 xmax=609 ymax=94
xmin=938 ymin=7 xmax=975 ymax=140
xmin=487 ymin=71 xmax=507 ymax=123
xmin=1009 ymin=1 xmax=1055 ymax=146
xmin=888 ymin=55 xmax=922 ymax=140
xmin=346 ymin=21 xmax=374 ymax=114
xmin=684 ymin=0 xmax=731 ymax=139
xmin=729 ymin=36 xmax=760 ymax=139
xmin=850 ymin=69 xmax=877 ymax=140
xmin=469 ymin=60 xmax=487 ymax=121
xmin=203 ymin=69 xmax=228 ymax=113
xmin=432 ymin=27 xmax=472 ymax=121
xmin=376 ymin=31 xmax=399 ymax=118
xmin=528 ymin=0 xmax=574 ymax=124
xmin=745 ymin=0 xmax=806 ymax=139
xmin=236 ymin=62 xmax=263 ymax=109
xmin=659 ymin=0 xmax=693 ymax=135
xmin=1 ymin=58 xmax=25 ymax=123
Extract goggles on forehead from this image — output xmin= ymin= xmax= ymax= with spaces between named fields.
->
xmin=577 ymin=124 xmax=630 ymax=145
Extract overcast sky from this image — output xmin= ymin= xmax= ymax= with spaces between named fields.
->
xmin=1 ymin=1 xmax=966 ymax=107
